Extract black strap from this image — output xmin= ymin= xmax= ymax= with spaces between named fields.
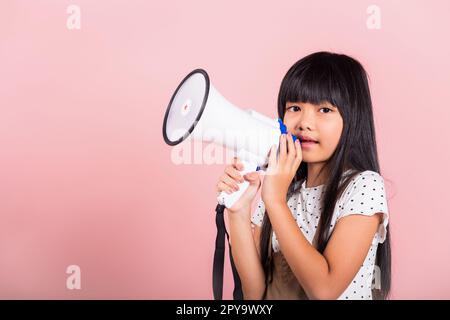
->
xmin=212 ymin=204 xmax=243 ymax=300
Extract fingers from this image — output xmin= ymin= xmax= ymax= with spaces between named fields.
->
xmin=232 ymin=157 xmax=244 ymax=171
xmin=223 ymin=173 xmax=240 ymax=190
xmin=216 ymin=159 xmax=246 ymax=195
xmin=294 ymin=137 xmax=302 ymax=167
xmin=244 ymin=171 xmax=260 ymax=182
xmin=267 ymin=144 xmax=277 ymax=173
xmin=279 ymin=134 xmax=287 ymax=160
xmin=286 ymin=133 xmax=296 ymax=161
xmin=225 ymin=165 xmax=245 ymax=183
xmin=217 ymin=181 xmax=234 ymax=194
xmin=268 ymin=134 xmax=301 ymax=175
xmin=216 ymin=174 xmax=239 ymax=194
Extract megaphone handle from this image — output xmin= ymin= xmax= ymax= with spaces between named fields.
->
xmin=217 ymin=160 xmax=259 ymax=209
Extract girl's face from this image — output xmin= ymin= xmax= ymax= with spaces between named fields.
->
xmin=283 ymin=101 xmax=344 ymax=163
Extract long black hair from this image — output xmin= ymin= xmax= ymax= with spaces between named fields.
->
xmin=260 ymin=51 xmax=391 ymax=299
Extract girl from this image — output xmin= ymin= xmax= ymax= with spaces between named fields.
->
xmin=216 ymin=51 xmax=391 ymax=300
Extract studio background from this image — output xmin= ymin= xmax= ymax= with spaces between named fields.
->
xmin=1 ymin=0 xmax=449 ymax=299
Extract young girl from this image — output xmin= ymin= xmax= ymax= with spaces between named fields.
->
xmin=216 ymin=51 xmax=391 ymax=300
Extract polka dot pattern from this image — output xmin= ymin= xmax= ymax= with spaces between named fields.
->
xmin=337 ymin=171 xmax=389 ymax=243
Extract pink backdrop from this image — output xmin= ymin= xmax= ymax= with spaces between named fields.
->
xmin=1 ymin=0 xmax=449 ymax=299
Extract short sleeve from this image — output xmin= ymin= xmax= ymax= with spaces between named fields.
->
xmin=251 ymin=198 xmax=265 ymax=227
xmin=337 ymin=171 xmax=389 ymax=243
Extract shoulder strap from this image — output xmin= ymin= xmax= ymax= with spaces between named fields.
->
xmin=212 ymin=204 xmax=243 ymax=300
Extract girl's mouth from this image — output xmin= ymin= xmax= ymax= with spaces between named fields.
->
xmin=298 ymin=134 xmax=319 ymax=144
xmin=301 ymin=140 xmax=319 ymax=149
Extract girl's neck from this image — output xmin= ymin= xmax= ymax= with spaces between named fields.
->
xmin=306 ymin=162 xmax=328 ymax=188
xmin=306 ymin=163 xmax=353 ymax=188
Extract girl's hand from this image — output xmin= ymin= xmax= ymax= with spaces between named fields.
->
xmin=216 ymin=157 xmax=262 ymax=214
xmin=261 ymin=133 xmax=303 ymax=206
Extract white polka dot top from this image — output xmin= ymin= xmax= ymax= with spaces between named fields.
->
xmin=251 ymin=170 xmax=390 ymax=300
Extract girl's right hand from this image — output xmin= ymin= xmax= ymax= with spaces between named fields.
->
xmin=216 ymin=157 xmax=262 ymax=214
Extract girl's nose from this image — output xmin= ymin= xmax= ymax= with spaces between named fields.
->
xmin=298 ymin=116 xmax=314 ymax=131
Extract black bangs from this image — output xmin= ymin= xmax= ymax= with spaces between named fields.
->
xmin=277 ymin=52 xmax=349 ymax=116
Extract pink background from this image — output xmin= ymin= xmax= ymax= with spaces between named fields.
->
xmin=1 ymin=0 xmax=449 ymax=299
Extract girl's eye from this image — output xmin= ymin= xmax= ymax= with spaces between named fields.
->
xmin=320 ymin=107 xmax=332 ymax=113
xmin=288 ymin=106 xmax=301 ymax=112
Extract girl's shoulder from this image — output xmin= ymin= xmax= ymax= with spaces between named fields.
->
xmin=344 ymin=170 xmax=385 ymax=186
xmin=340 ymin=169 xmax=386 ymax=197
xmin=336 ymin=169 xmax=389 ymax=243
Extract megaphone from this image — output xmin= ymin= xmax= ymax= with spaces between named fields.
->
xmin=162 ymin=69 xmax=297 ymax=209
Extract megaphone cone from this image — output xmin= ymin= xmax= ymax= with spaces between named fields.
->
xmin=163 ymin=68 xmax=286 ymax=209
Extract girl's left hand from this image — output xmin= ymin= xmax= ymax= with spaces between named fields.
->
xmin=261 ymin=133 xmax=303 ymax=206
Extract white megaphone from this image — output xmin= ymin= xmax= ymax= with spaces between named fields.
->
xmin=162 ymin=69 xmax=297 ymax=209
